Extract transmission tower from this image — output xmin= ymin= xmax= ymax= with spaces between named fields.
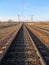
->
xmin=18 ymin=15 xmax=20 ymax=22
xmin=31 ymin=15 xmax=33 ymax=22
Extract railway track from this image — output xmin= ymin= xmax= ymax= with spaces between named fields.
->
xmin=26 ymin=24 xmax=49 ymax=49
xmin=0 ymin=25 xmax=46 ymax=65
xmin=36 ymin=26 xmax=49 ymax=32
xmin=26 ymin=25 xmax=49 ymax=65
xmin=0 ymin=24 xmax=22 ymax=60
xmin=32 ymin=26 xmax=49 ymax=36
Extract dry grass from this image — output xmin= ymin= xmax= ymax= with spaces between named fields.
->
xmin=34 ymin=22 xmax=49 ymax=28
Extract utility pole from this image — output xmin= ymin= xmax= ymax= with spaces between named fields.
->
xmin=31 ymin=15 xmax=33 ymax=22
xmin=18 ymin=15 xmax=20 ymax=22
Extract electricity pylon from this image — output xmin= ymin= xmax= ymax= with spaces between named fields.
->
xmin=18 ymin=15 xmax=20 ymax=22
xmin=31 ymin=15 xmax=33 ymax=22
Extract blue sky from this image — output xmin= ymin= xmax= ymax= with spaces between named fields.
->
xmin=0 ymin=0 xmax=49 ymax=21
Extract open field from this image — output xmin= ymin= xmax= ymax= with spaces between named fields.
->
xmin=0 ymin=22 xmax=19 ymax=28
